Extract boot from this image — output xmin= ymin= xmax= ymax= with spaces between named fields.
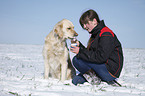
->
xmin=83 ymin=69 xmax=101 ymax=85
xmin=107 ymin=80 xmax=122 ymax=87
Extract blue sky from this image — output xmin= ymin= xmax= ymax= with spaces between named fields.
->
xmin=0 ymin=0 xmax=145 ymax=48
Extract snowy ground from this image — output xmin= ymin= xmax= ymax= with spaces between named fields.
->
xmin=0 ymin=44 xmax=145 ymax=96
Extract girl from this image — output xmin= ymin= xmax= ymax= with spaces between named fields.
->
xmin=70 ymin=9 xmax=123 ymax=86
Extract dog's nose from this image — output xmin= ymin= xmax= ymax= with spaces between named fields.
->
xmin=74 ymin=32 xmax=78 ymax=36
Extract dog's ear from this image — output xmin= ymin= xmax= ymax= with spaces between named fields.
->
xmin=54 ymin=23 xmax=63 ymax=39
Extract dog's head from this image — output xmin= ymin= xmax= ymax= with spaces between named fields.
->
xmin=54 ymin=19 xmax=78 ymax=40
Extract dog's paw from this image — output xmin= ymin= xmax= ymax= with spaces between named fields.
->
xmin=44 ymin=76 xmax=49 ymax=79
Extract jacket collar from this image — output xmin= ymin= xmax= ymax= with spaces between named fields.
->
xmin=89 ymin=20 xmax=106 ymax=36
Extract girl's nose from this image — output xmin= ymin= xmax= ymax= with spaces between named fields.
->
xmin=83 ymin=24 xmax=86 ymax=29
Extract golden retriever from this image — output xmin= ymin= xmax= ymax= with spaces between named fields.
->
xmin=43 ymin=19 xmax=78 ymax=82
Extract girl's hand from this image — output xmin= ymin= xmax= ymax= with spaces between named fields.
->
xmin=76 ymin=41 xmax=80 ymax=46
xmin=70 ymin=46 xmax=80 ymax=54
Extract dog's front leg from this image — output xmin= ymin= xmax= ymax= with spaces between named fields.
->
xmin=61 ymin=61 xmax=68 ymax=82
xmin=44 ymin=59 xmax=50 ymax=79
xmin=43 ymin=47 xmax=50 ymax=79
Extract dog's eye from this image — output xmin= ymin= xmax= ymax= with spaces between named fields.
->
xmin=67 ymin=28 xmax=71 ymax=30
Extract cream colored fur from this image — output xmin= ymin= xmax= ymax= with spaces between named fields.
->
xmin=43 ymin=19 xmax=78 ymax=82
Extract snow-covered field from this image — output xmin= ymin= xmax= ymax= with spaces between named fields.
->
xmin=0 ymin=44 xmax=145 ymax=96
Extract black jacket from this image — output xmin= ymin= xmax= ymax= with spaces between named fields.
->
xmin=76 ymin=20 xmax=123 ymax=78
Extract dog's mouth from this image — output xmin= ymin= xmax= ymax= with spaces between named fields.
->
xmin=68 ymin=35 xmax=78 ymax=40
xmin=67 ymin=32 xmax=78 ymax=40
xmin=68 ymin=37 xmax=75 ymax=39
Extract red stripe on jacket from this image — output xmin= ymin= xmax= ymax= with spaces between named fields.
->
xmin=99 ymin=27 xmax=114 ymax=37
xmin=114 ymin=48 xmax=121 ymax=75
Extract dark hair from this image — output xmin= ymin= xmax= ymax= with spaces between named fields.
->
xmin=79 ymin=9 xmax=100 ymax=29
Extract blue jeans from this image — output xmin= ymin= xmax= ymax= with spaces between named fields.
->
xmin=72 ymin=56 xmax=116 ymax=85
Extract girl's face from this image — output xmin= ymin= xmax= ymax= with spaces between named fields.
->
xmin=83 ymin=18 xmax=97 ymax=32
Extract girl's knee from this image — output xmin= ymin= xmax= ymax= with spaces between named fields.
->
xmin=72 ymin=56 xmax=77 ymax=65
xmin=72 ymin=56 xmax=77 ymax=61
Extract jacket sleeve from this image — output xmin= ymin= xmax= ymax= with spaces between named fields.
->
xmin=76 ymin=32 xmax=115 ymax=64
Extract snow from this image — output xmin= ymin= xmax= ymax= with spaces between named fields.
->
xmin=0 ymin=44 xmax=145 ymax=96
